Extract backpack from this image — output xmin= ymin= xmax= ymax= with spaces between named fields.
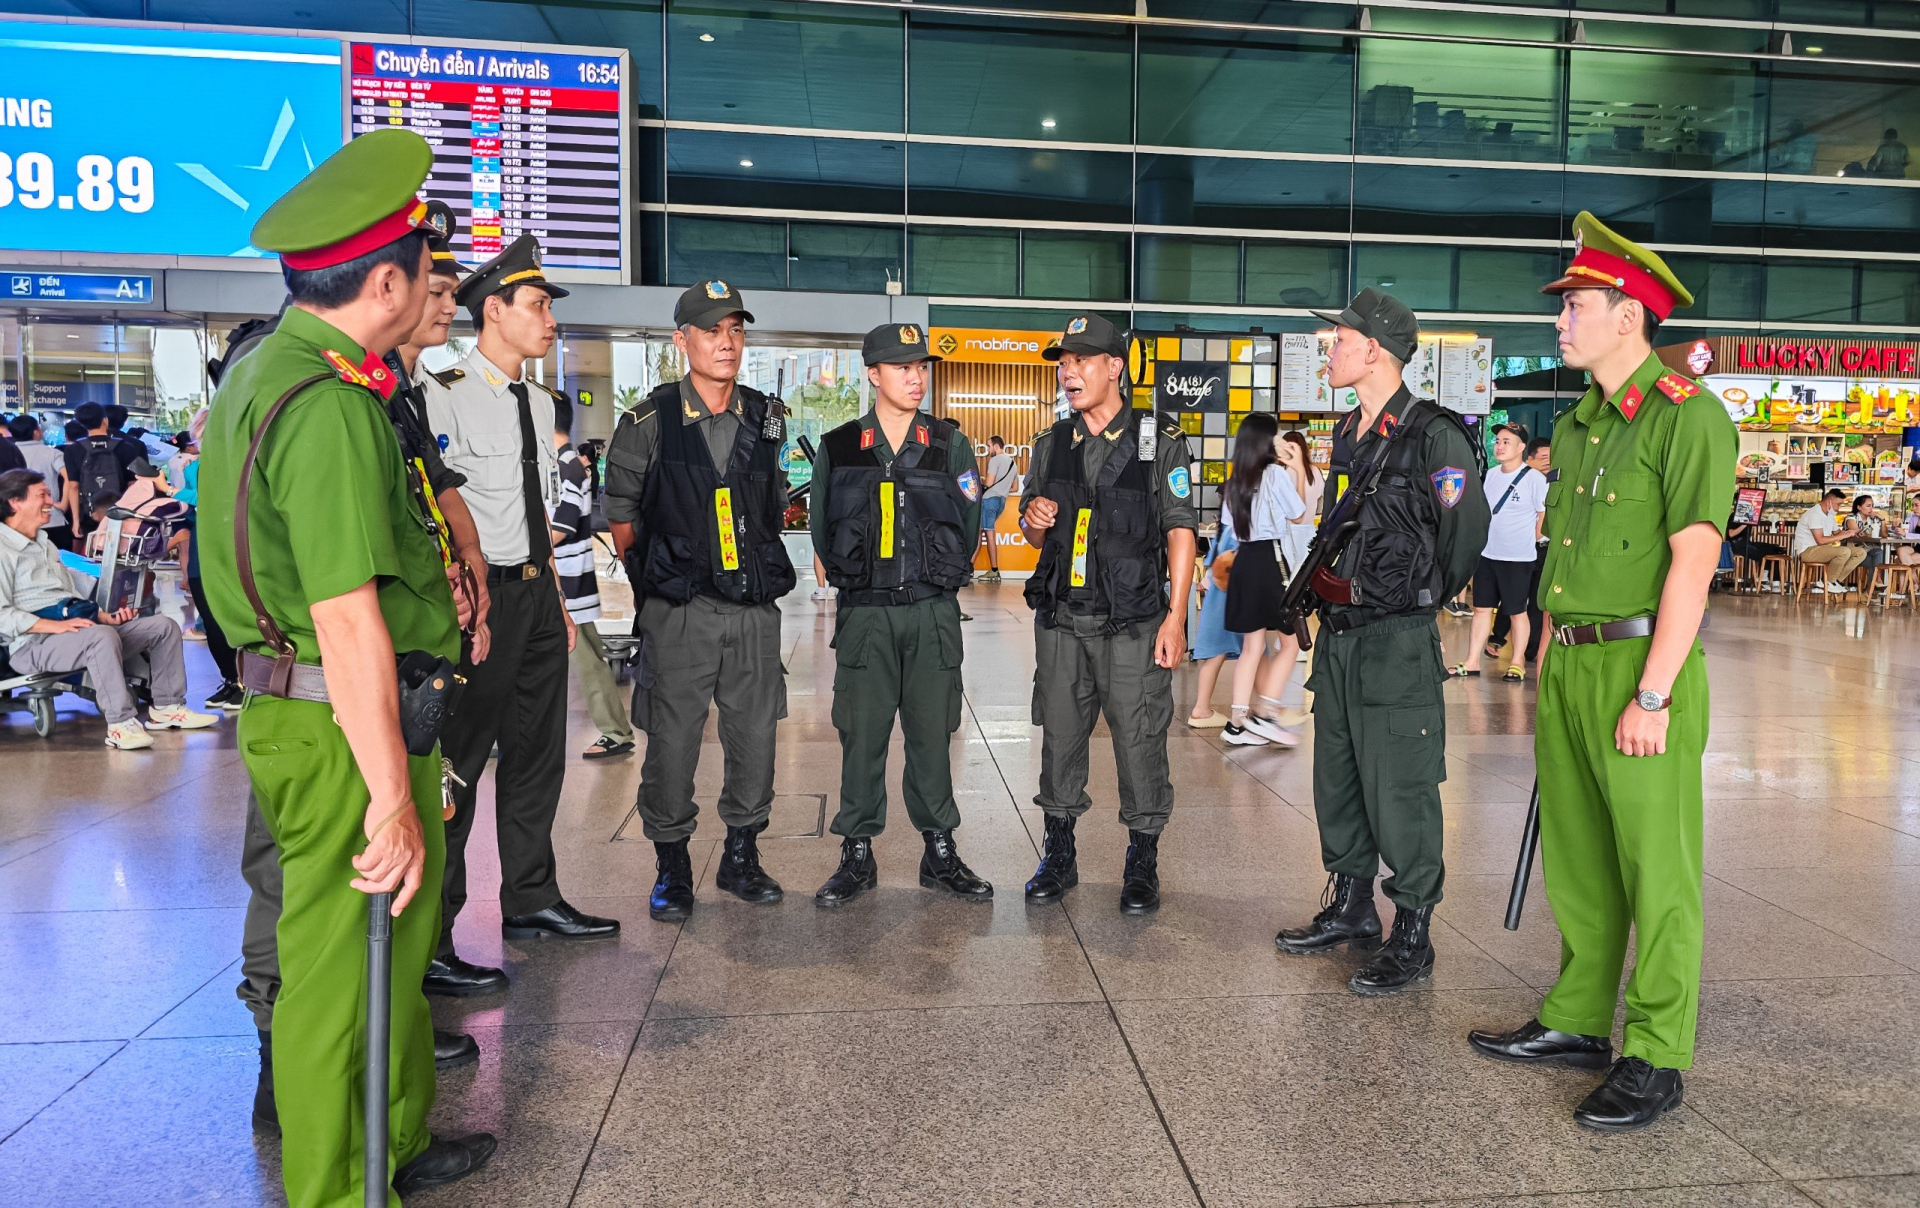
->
xmin=78 ymin=437 xmax=126 ymax=514
xmin=206 ymin=306 xmax=287 ymax=388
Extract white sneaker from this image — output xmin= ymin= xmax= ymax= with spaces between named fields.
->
xmin=1222 ymin=723 xmax=1268 ymax=746
xmin=1808 ymin=584 xmax=1825 ymax=594
xmin=148 ymin=703 xmax=219 ymax=730
xmin=1828 ymin=581 xmax=1852 ymax=593
xmin=1242 ymin=714 xmax=1301 ymax=747
xmin=105 ymin=719 xmax=154 ymax=750
xmin=811 ymin=587 xmax=832 ymax=602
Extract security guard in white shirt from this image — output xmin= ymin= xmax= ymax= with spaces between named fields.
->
xmin=422 ymin=236 xmax=618 ymax=997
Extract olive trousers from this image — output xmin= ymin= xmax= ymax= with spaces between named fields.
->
xmin=1307 ymin=613 xmax=1449 ymax=910
xmin=1535 ymin=634 xmax=1708 ymax=1070
xmin=829 ymin=595 xmax=965 ymax=838
xmin=239 ymin=697 xmax=444 ymax=1208
xmin=1031 ymin=613 xmax=1176 ymax=834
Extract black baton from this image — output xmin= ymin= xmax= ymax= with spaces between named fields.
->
xmin=1504 ymin=780 xmax=1541 ymax=931
xmin=365 ymin=892 xmax=393 ymax=1207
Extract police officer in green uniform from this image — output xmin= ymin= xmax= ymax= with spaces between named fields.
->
xmin=1019 ymin=313 xmax=1197 ymax=915
xmin=197 ymin=128 xmax=494 ymax=1206
xmin=604 ymin=281 xmax=796 ymax=921
xmin=1469 ymin=213 xmax=1734 ymax=1132
xmin=809 ymin=322 xmax=993 ymax=905
xmin=1271 ymin=289 xmax=1488 ymax=995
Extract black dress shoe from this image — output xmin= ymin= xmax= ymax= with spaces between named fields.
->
xmin=1119 ymin=829 xmax=1161 ymax=915
xmin=919 ymin=829 xmax=993 ymax=899
xmin=433 ymin=1029 xmax=480 ymax=1071
xmin=715 ymin=823 xmax=784 ymax=903
xmin=423 ymin=954 xmax=508 ymax=998
xmin=1275 ymin=872 xmax=1382 ymax=955
xmin=649 ymin=839 xmax=694 ymax=921
xmin=503 ymin=898 xmax=620 ymax=940
xmin=816 ymin=837 xmax=878 ymax=906
xmin=252 ymin=1028 xmax=278 ymax=1135
xmin=1574 ymin=1057 xmax=1684 ymax=1132
xmin=393 ymin=1132 xmax=498 ymax=1194
xmin=1024 ymin=814 xmax=1078 ymax=901
xmin=1348 ymin=904 xmax=1435 ymax=996
xmin=1468 ymin=1019 xmax=1612 ymax=1070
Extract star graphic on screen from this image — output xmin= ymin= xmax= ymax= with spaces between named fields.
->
xmin=175 ymin=100 xmax=322 ymax=254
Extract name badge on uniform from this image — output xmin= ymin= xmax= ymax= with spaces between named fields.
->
xmin=1137 ymin=413 xmax=1157 ymax=461
xmin=1070 ymin=507 xmax=1093 ymax=586
xmin=714 ymin=487 xmax=741 ymax=570
xmin=879 ymin=483 xmax=897 ymax=559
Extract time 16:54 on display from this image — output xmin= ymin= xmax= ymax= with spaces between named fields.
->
xmin=0 ymin=153 xmax=155 ymax=213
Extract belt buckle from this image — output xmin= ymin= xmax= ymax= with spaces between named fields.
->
xmin=521 ymin=564 xmax=540 ymax=581
xmin=1555 ymin=624 xmax=1576 ymax=646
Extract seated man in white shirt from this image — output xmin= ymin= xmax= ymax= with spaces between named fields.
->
xmin=0 ymin=470 xmax=215 ymax=748
xmin=1793 ymin=487 xmax=1866 ymax=593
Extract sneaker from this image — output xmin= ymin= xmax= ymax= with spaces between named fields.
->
xmin=811 ymin=587 xmax=832 ymax=602
xmin=1808 ymin=584 xmax=1826 ymax=594
xmin=203 ymin=682 xmax=244 ymax=712
xmin=105 ymin=719 xmax=154 ymax=750
xmin=148 ymin=703 xmax=219 ymax=730
xmin=1222 ymin=723 xmax=1268 ymax=746
xmin=1241 ymin=714 xmax=1300 ymax=747
xmin=1828 ymin=581 xmax=1852 ymax=593
xmin=979 ymin=569 xmax=1002 ymax=584
xmin=183 ymin=628 xmax=207 ymax=643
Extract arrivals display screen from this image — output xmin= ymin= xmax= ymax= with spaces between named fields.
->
xmin=0 ymin=19 xmax=628 ymax=279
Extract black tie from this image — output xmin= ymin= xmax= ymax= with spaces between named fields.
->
xmin=510 ymin=382 xmax=552 ymax=565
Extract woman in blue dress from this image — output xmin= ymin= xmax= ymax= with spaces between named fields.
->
xmin=1187 ymin=519 xmax=1239 ymax=728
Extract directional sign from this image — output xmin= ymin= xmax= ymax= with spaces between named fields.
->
xmin=1 ymin=271 xmax=155 ymax=305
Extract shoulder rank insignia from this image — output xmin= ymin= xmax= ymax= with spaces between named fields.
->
xmin=914 ymin=423 xmax=930 ymax=447
xmin=428 ymin=367 xmax=466 ymax=388
xmin=1655 ymin=373 xmax=1699 ymax=404
xmin=1619 ymin=383 xmax=1646 ymax=422
xmin=860 ymin=426 xmax=876 ymax=450
xmin=323 ymin=348 xmax=397 ymax=401
xmin=1137 ymin=411 xmax=1158 ymax=461
xmin=761 ymin=396 xmax=785 ymax=443
xmin=532 ymin=379 xmax=564 ymax=400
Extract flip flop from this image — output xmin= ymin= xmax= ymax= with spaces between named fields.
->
xmin=1484 ymin=640 xmax=1504 ymax=659
xmin=1503 ymin=666 xmax=1526 ymax=682
xmin=1447 ymin=664 xmax=1480 ymax=678
xmin=1187 ymin=712 xmax=1229 ymax=729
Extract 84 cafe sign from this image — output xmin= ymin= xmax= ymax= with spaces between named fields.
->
xmin=1155 ymin=361 xmax=1228 ymax=413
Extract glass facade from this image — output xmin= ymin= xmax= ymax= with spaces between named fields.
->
xmin=5 ymin=0 xmax=1920 ymax=342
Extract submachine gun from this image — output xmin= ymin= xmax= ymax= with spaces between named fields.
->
xmin=1272 ymin=415 xmax=1411 ymax=653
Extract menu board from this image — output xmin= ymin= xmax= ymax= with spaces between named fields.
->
xmin=1440 ymin=339 xmax=1494 ymax=414
xmin=349 ymin=41 xmax=625 ymax=273
xmin=1280 ymin=333 xmax=1320 ymax=411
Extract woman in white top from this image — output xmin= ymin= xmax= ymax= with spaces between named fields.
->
xmin=1220 ymin=414 xmax=1305 ymax=748
xmin=1276 ymin=430 xmax=1321 ymax=575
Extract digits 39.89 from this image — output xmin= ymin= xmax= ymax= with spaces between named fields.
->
xmin=0 ymin=153 xmax=154 ymax=213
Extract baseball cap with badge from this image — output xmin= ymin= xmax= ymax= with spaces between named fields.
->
xmin=674 ymin=279 xmax=756 ymax=329
xmin=1041 ymin=313 xmax=1128 ymax=361
xmin=1310 ymin=287 xmax=1420 ymax=363
xmin=863 ymin=322 xmax=942 ymax=366
xmin=420 ymin=200 xmax=468 ymax=279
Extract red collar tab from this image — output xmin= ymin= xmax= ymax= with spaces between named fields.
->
xmin=1377 ymin=411 xmax=1399 ymax=438
xmin=280 ymin=198 xmax=433 ymax=272
xmin=1563 ymin=247 xmax=1679 ymax=321
xmin=1655 ymin=373 xmax=1699 ymax=404
xmin=914 ymin=423 xmax=929 ymax=446
xmin=859 ymin=426 xmax=876 ymax=449
xmin=324 ymin=348 xmax=398 ymax=401
xmin=1618 ymin=383 xmax=1645 ymax=422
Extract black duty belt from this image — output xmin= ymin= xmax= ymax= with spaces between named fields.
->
xmin=1321 ymin=607 xmax=1393 ymax=634
xmin=237 ymin=649 xmax=329 ymax=703
xmin=839 ymin=583 xmax=948 ymax=607
xmin=487 ymin=561 xmax=546 ymax=585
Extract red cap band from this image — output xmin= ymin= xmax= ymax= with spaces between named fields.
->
xmin=1554 ymin=247 xmax=1680 ymax=321
xmin=280 ymin=199 xmax=432 ymax=271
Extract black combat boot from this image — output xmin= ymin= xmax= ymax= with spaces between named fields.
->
xmin=1118 ymin=829 xmax=1161 ymax=915
xmin=919 ymin=829 xmax=993 ymax=899
xmin=252 ymin=1028 xmax=278 ymax=1135
xmin=1024 ymin=814 xmax=1079 ymax=901
xmin=1348 ymin=903 xmax=1435 ymax=996
xmin=1274 ymin=872 xmax=1383 ymax=955
xmin=648 ymin=839 xmax=695 ymax=921
xmin=714 ymin=823 xmax=784 ymax=903
xmin=815 ymin=837 xmax=878 ymax=906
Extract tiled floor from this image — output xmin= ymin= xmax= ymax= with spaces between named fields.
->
xmin=2 ymin=583 xmax=1916 ymax=1207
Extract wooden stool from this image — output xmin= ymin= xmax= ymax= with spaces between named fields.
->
xmin=1795 ymin=557 xmax=1836 ymax=598
xmin=1758 ymin=552 xmax=1790 ymax=593
xmin=1877 ymin=563 xmax=1917 ymax=606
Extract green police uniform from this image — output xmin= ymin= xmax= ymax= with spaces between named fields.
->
xmin=809 ymin=326 xmax=981 ymax=840
xmin=1530 ymin=216 xmax=1737 ymax=1071
xmin=198 ymin=130 xmax=460 ymax=1208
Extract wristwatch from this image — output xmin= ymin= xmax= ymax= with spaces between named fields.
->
xmin=1634 ymin=688 xmax=1671 ymax=712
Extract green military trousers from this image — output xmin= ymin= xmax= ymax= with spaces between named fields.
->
xmin=1032 ymin=613 xmax=1176 ymax=834
xmin=1535 ymin=634 xmax=1708 ymax=1070
xmin=829 ymin=594 xmax=965 ymax=838
xmin=240 ymin=696 xmax=445 ymax=1208
xmin=1307 ymin=613 xmax=1449 ymax=909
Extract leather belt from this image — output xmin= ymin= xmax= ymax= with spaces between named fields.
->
xmin=1554 ymin=615 xmax=1656 ymax=647
xmin=487 ymin=561 xmax=545 ymax=585
xmin=237 ymin=649 xmax=330 ymax=703
xmin=839 ymin=583 xmax=947 ymax=607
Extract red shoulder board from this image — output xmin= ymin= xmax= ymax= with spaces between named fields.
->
xmin=322 ymin=348 xmax=398 ymax=401
xmin=1655 ymin=373 xmax=1699 ymax=404
xmin=859 ymin=427 xmax=876 ymax=449
xmin=1619 ymin=384 xmax=1644 ymax=422
xmin=914 ymin=423 xmax=929 ymax=446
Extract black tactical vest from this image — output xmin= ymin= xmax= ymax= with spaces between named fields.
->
xmin=1024 ymin=413 xmax=1168 ymax=630
xmin=635 ymin=382 xmax=796 ymax=605
xmin=1325 ymin=398 xmax=1464 ymax=617
xmin=819 ymin=417 xmax=973 ymax=601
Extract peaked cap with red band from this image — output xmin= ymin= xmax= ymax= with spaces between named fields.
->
xmin=250 ymin=128 xmax=436 ymax=271
xmin=1541 ymin=210 xmax=1695 ymax=322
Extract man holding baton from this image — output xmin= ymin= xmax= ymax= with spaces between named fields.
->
xmin=1468 ymin=212 xmax=1735 ymax=1132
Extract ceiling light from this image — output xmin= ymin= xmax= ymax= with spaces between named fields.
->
xmin=1041 ymin=118 xmax=1057 ymax=130
xmin=739 ymin=159 xmax=753 ymax=168
xmin=698 ymin=32 xmax=714 ymax=42
xmin=1805 ymin=45 xmax=1823 ymax=54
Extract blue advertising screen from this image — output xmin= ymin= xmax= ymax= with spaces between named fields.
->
xmin=0 ymin=21 xmax=344 ymax=258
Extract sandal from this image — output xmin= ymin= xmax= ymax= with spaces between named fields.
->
xmin=1447 ymin=664 xmax=1480 ymax=678
xmin=1502 ymin=666 xmax=1526 ymax=682
xmin=1484 ymin=640 xmax=1504 ymax=660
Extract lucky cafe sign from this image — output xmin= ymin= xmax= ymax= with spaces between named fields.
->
xmin=1733 ymin=340 xmax=1919 ymax=376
